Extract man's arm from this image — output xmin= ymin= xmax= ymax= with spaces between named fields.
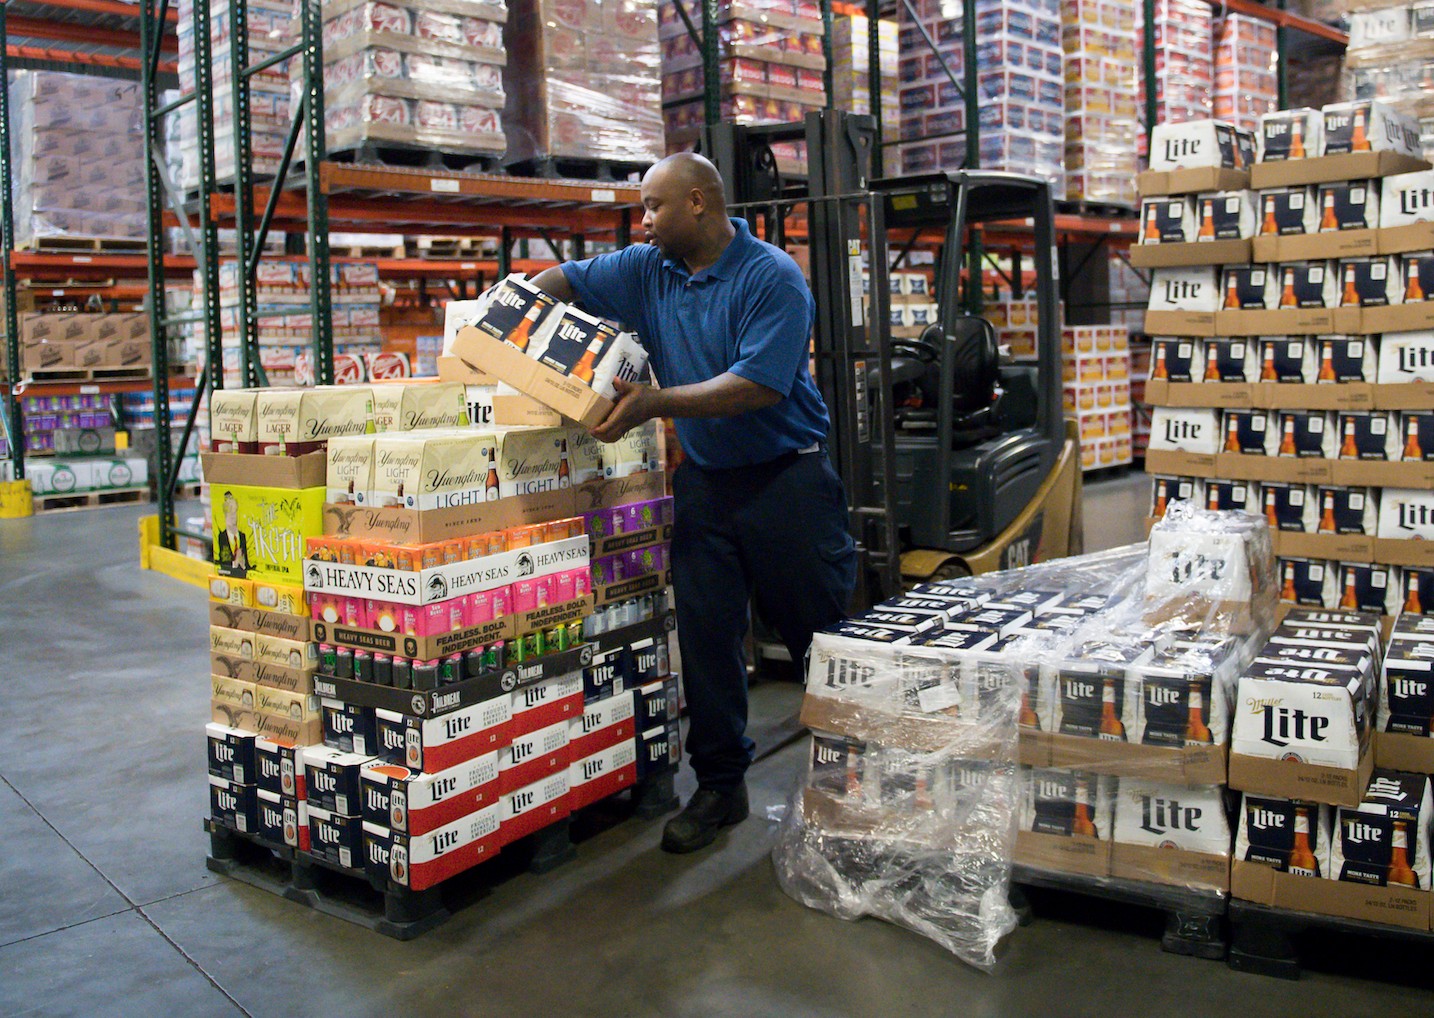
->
xmin=590 ymin=373 xmax=779 ymax=443
xmin=529 ymin=266 xmax=575 ymax=303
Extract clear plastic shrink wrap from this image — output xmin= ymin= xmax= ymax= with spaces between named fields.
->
xmin=504 ymin=0 xmax=665 ymax=166
xmin=774 ymin=505 xmax=1280 ymax=965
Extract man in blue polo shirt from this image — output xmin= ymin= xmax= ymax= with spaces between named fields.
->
xmin=530 ymin=152 xmax=856 ymax=853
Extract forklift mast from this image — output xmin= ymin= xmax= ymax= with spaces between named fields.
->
xmin=705 ymin=110 xmax=902 ymax=607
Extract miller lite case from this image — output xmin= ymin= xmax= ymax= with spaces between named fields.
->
xmin=322 ymin=699 xmax=376 ymax=756
xmin=256 ymin=788 xmax=309 ymax=850
xmin=1402 ymin=411 xmax=1434 ymax=460
xmin=1140 ymin=196 xmax=1196 ymax=244
xmin=1313 ymin=336 xmax=1375 ymax=384
xmin=1203 ymin=337 xmax=1256 ymax=380
xmin=583 ymin=646 xmax=630 ymax=702
xmin=1316 ymin=180 xmax=1380 ymax=232
xmin=1336 ymin=257 xmax=1396 ymax=308
xmin=470 ymin=274 xmax=562 ymax=348
xmin=1205 ymin=479 xmax=1254 ymax=513
xmin=1314 ymin=486 xmax=1378 ymax=536
xmin=1335 ymin=411 xmax=1399 ymax=460
xmin=255 ymin=735 xmax=306 ymax=798
xmin=1400 ymin=252 xmax=1434 ymax=302
xmin=359 ymin=752 xmax=500 ymax=835
xmin=1380 ymin=637 xmax=1434 ymax=735
xmin=1281 ymin=607 xmax=1384 ymax=645
xmin=1379 ymin=488 xmax=1434 ymax=540
xmin=637 ymin=720 xmax=680 ymax=777
xmin=808 ymin=733 xmax=871 ymax=803
xmin=1330 ymin=770 xmax=1433 ymax=888
xmin=1381 ymin=169 xmax=1434 ymax=227
xmin=1129 ymin=642 xmax=1233 ymax=747
xmin=363 ymin=802 xmax=503 ymax=890
xmin=1258 ymin=108 xmax=1323 ymax=162
xmin=1341 ymin=562 xmax=1397 ymax=622
xmin=307 ymin=804 xmax=364 ymax=869
xmin=1021 ymin=767 xmax=1115 ymax=839
xmin=1377 ymin=331 xmax=1434 ymax=383
xmin=1221 ymin=409 xmax=1270 ymax=456
xmin=1236 ymin=794 xmax=1332 ymax=875
xmin=1273 ymin=410 xmax=1336 ymax=459
xmin=1148 ymin=407 xmax=1221 ymax=455
xmin=1222 ymin=266 xmax=1278 ymax=311
xmin=1149 ymin=119 xmax=1242 ymax=171
xmin=1147 ymin=267 xmax=1221 ymax=312
xmin=1150 ymin=338 xmax=1198 ymax=382
xmin=1259 ymin=482 xmax=1316 ymax=532
xmin=1273 ymin=262 xmax=1335 ymax=309
xmin=1399 ymin=567 xmax=1434 ymax=613
xmin=1114 ymin=780 xmax=1231 ymax=854
xmin=1276 ymin=558 xmax=1335 ymax=606
xmin=1258 ymin=337 xmax=1315 ymax=384
xmin=1232 ymin=657 xmax=1372 ymax=769
xmin=209 ymin=774 xmax=258 ymax=834
xmin=1322 ymin=100 xmax=1421 ymax=157
xmin=303 ymin=745 xmax=374 ymax=816
xmin=1196 ymin=191 xmax=1256 ymax=240
xmin=569 ymin=739 xmax=638 ymax=809
xmin=530 ymin=304 xmax=619 ymax=377
xmin=1150 ymin=476 xmax=1204 ymax=517
xmin=1049 ymin=640 xmax=1148 ymax=741
xmin=207 ymin=723 xmax=257 ymax=785
xmin=372 ymin=695 xmax=512 ymax=774
xmin=1259 ymin=188 xmax=1318 ymax=236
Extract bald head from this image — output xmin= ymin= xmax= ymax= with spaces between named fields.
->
xmin=639 ymin=152 xmax=735 ymax=270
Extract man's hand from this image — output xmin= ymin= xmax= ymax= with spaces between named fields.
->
xmin=591 ymin=377 xmax=659 ymax=443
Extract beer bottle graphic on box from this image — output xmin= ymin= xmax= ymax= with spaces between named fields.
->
xmin=1236 ymin=794 xmax=1331 ymax=876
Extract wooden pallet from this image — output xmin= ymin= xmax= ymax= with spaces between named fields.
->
xmin=32 ymin=486 xmax=150 ymax=513
xmin=20 ymin=236 xmax=148 ymax=253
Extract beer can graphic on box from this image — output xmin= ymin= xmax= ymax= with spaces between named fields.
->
xmin=1223 ymin=266 xmax=1278 ymax=311
xmin=1236 ymin=794 xmax=1332 ymax=876
xmin=1114 ymin=780 xmax=1231 ymax=854
xmin=1380 ymin=169 xmax=1434 ymax=227
xmin=1149 ymin=120 xmax=1243 ymax=171
xmin=1273 ymin=262 xmax=1335 ymax=308
xmin=1380 ymin=636 xmax=1434 ymax=735
xmin=1378 ymin=488 xmax=1434 ymax=539
xmin=1196 ymin=191 xmax=1256 ymax=241
xmin=1377 ymin=331 xmax=1434 ymax=383
xmin=1259 ymin=188 xmax=1318 ymax=236
xmin=1336 ymin=257 xmax=1396 ymax=308
xmin=1149 ymin=338 xmax=1199 ymax=382
xmin=1220 ymin=409 xmax=1268 ymax=456
xmin=1022 ymin=767 xmax=1116 ymax=840
xmin=1147 ymin=267 xmax=1221 ymax=312
xmin=1258 ymin=108 xmax=1323 ymax=162
xmin=1331 ymin=770 xmax=1433 ymax=888
xmin=1148 ymin=407 xmax=1221 ymax=455
xmin=1139 ymin=196 xmax=1196 ymax=244
xmin=1232 ymin=657 xmax=1371 ymax=769
xmin=1316 ymin=180 xmax=1380 ymax=232
xmin=1323 ymin=100 xmax=1421 ymax=157
xmin=1150 ymin=476 xmax=1204 ymax=518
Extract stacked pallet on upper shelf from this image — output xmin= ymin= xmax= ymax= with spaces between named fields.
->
xmin=1135 ymin=102 xmax=1434 ymax=616
xmin=1063 ymin=326 xmax=1134 ymax=471
xmin=1062 ymin=0 xmax=1140 ymax=207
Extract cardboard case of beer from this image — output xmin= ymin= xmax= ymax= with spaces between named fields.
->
xmin=207 ymin=723 xmax=257 ymax=785
xmin=1149 ymin=120 xmax=1244 ymax=171
xmin=369 ymin=381 xmax=470 ymax=433
xmin=1330 ymin=769 xmax=1433 ymax=889
xmin=1114 ymin=780 xmax=1231 ymax=853
xmin=1377 ymin=331 xmax=1434 ymax=383
xmin=1236 ymin=793 xmax=1332 ymax=875
xmin=209 ymin=774 xmax=258 ymax=834
xmin=1317 ymin=180 xmax=1380 ymax=232
xmin=1380 ymin=636 xmax=1434 ymax=736
xmin=1016 ymin=767 xmax=1117 ymax=876
xmin=359 ymin=751 xmax=500 ymax=835
xmin=1197 ymin=191 xmax=1256 ymax=240
xmin=1258 ymin=108 xmax=1323 ymax=162
xmin=256 ymin=788 xmax=309 ymax=851
xmin=1147 ymin=268 xmax=1222 ymax=312
xmin=1378 ymin=488 xmax=1434 ymax=540
xmin=303 ymin=744 xmax=374 ymax=815
xmin=569 ymin=739 xmax=638 ymax=810
xmin=1260 ymin=187 xmax=1318 ymax=236
xmin=1323 ymin=101 xmax=1421 ymax=157
xmin=372 ymin=694 xmax=513 ymax=774
xmin=1148 ymin=408 xmax=1221 ymax=455
xmin=364 ymin=802 xmax=504 ymax=891
xmin=211 ymin=483 xmax=325 ymax=584
xmin=1139 ymin=196 xmax=1196 ymax=244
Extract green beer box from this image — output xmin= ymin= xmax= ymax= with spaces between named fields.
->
xmin=211 ymin=482 xmax=325 ymax=584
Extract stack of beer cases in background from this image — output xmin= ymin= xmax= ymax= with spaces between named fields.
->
xmin=1137 ymin=102 xmax=1434 ymax=618
xmin=201 ymin=260 xmax=384 ymax=388
xmin=1061 ymin=0 xmax=1140 ymax=207
xmin=896 ymin=0 xmax=1066 ymax=198
xmin=1212 ymin=13 xmax=1278 ymax=134
xmin=1343 ymin=2 xmax=1434 ymax=160
xmin=829 ymin=10 xmax=900 ymax=176
xmin=1137 ymin=0 xmax=1214 ymax=158
xmin=1229 ymin=605 xmax=1434 ymax=930
xmin=881 ymin=269 xmax=937 ymax=343
xmin=1062 ymin=325 xmax=1134 ymax=471
xmin=658 ymin=0 xmax=828 ymax=173
xmin=778 ymin=508 xmax=1279 ymax=961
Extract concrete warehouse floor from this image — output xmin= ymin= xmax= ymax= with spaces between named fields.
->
xmin=3 ymin=471 xmax=1433 ymax=1018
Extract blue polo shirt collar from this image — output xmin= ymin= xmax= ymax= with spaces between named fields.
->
xmin=662 ymin=217 xmax=751 ymax=283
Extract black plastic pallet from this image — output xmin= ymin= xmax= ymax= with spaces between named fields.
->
xmin=1012 ymin=864 xmax=1229 ymax=960
xmin=204 ymin=770 xmax=678 ymax=940
xmin=504 ymin=155 xmax=652 ymax=183
xmin=325 ymin=143 xmax=503 ymax=175
xmin=1226 ymin=898 xmax=1434 ymax=980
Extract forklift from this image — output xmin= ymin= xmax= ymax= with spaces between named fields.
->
xmin=707 ymin=110 xmax=1083 ymax=611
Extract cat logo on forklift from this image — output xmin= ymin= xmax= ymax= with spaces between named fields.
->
xmin=1001 ymin=514 xmax=1044 ymax=571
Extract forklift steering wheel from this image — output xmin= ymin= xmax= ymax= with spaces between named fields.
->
xmin=891 ymin=327 xmax=942 ymax=364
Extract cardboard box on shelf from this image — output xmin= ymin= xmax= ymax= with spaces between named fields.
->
xmin=1250 ymin=152 xmax=1429 ymax=191
xmin=1138 ymin=167 xmax=1249 ymax=197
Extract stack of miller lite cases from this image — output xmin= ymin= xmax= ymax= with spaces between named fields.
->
xmin=1135 ymin=101 xmax=1434 ymax=620
xmin=774 ymin=506 xmax=1287 ymax=966
xmin=204 ymin=288 xmax=682 ymax=902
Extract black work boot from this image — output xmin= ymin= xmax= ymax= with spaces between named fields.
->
xmin=660 ymin=783 xmax=749 ymax=854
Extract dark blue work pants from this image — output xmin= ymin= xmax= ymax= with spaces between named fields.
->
xmin=671 ymin=448 xmax=857 ymax=794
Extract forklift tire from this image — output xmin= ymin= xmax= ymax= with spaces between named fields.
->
xmin=899 ymin=549 xmax=970 ymax=587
